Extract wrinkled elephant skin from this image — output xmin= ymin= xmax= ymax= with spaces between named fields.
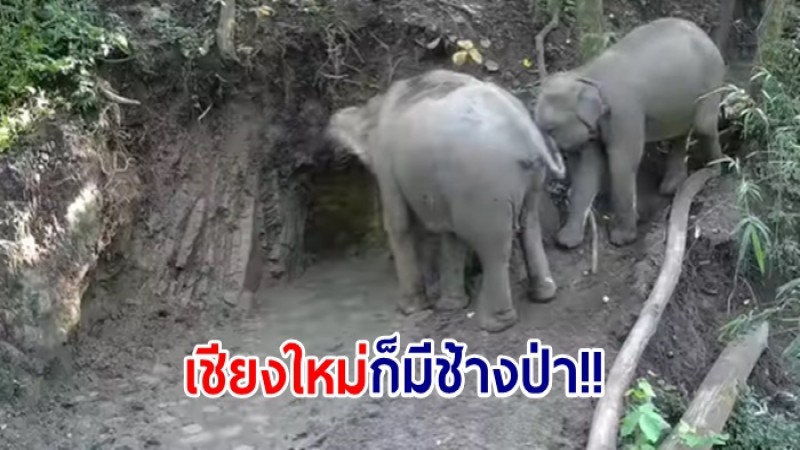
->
xmin=326 ymin=69 xmax=566 ymax=333
xmin=534 ymin=18 xmax=726 ymax=248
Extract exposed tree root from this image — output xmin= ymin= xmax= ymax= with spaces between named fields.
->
xmin=588 ymin=208 xmax=598 ymax=274
xmin=659 ymin=321 xmax=769 ymax=450
xmin=534 ymin=10 xmax=560 ymax=78
xmin=713 ymin=0 xmax=738 ymax=60
xmin=585 ymin=166 xmax=720 ymax=450
xmin=96 ymin=78 xmax=140 ymax=106
xmin=216 ymin=0 xmax=239 ymax=62
xmin=534 ymin=4 xmax=598 ymax=272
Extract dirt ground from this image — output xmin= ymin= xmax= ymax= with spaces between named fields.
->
xmin=0 ymin=185 xmax=684 ymax=450
xmin=1 ymin=0 xmax=797 ymax=449
xmin=2 ymin=166 xmax=792 ymax=450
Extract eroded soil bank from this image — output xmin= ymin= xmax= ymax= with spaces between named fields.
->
xmin=1 ymin=0 xmax=797 ymax=449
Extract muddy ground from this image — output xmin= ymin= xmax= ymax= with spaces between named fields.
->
xmin=1 ymin=0 xmax=797 ymax=449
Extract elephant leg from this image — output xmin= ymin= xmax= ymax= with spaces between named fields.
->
xmin=521 ymin=176 xmax=558 ymax=302
xmin=436 ymin=232 xmax=469 ymax=310
xmin=377 ymin=178 xmax=429 ymax=314
xmin=659 ymin=135 xmax=689 ymax=196
xmin=453 ymin=203 xmax=518 ymax=333
xmin=607 ymin=119 xmax=645 ymax=246
xmin=694 ymin=93 xmax=724 ymax=163
xmin=556 ymin=143 xmax=604 ymax=249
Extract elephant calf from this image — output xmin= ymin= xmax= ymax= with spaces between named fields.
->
xmin=325 ymin=69 xmax=566 ymax=333
xmin=534 ymin=18 xmax=726 ymax=248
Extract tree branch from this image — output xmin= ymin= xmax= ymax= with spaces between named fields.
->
xmin=585 ymin=166 xmax=720 ymax=450
xmin=535 ymin=10 xmax=560 ymax=77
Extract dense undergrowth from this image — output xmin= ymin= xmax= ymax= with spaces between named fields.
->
xmin=721 ymin=3 xmax=800 ymax=358
xmin=719 ymin=8 xmax=800 ymax=445
xmin=0 ymin=0 xmax=128 ymax=152
xmin=630 ymin=5 xmax=800 ymax=449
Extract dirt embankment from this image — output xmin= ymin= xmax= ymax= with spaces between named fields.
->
xmin=1 ymin=0 xmax=796 ymax=448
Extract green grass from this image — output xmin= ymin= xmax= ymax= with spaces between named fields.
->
xmin=714 ymin=6 xmax=800 ymax=449
xmin=0 ymin=0 xmax=129 ymax=152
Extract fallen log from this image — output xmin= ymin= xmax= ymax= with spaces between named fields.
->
xmin=658 ymin=321 xmax=769 ymax=450
xmin=585 ymin=166 xmax=720 ymax=450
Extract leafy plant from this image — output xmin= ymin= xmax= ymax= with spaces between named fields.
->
xmin=722 ymin=387 xmax=800 ymax=449
xmin=716 ymin=11 xmax=800 ymax=346
xmin=677 ymin=421 xmax=730 ymax=448
xmin=451 ymin=39 xmax=483 ymax=66
xmin=0 ymin=0 xmax=129 ymax=152
xmin=620 ymin=379 xmax=671 ymax=449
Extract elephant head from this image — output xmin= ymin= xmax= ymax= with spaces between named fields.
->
xmin=533 ymin=72 xmax=609 ymax=154
xmin=325 ymin=94 xmax=385 ymax=170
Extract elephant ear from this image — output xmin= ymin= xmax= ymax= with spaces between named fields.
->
xmin=326 ymin=105 xmax=376 ymax=168
xmin=575 ymin=79 xmax=609 ymax=134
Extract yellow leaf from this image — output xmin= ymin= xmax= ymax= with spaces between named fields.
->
xmin=452 ymin=50 xmax=468 ymax=66
xmin=456 ymin=39 xmax=474 ymax=50
xmin=255 ymin=5 xmax=274 ymax=17
xmin=468 ymin=48 xmax=483 ymax=64
xmin=522 ymin=57 xmax=533 ymax=68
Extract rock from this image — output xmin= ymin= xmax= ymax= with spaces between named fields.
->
xmin=180 ymin=431 xmax=213 ymax=445
xmin=218 ymin=425 xmax=243 ymax=438
xmin=181 ymin=423 xmax=203 ymax=435
xmin=484 ymin=60 xmax=500 ymax=72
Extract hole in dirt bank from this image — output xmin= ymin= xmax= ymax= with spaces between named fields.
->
xmin=296 ymin=156 xmax=386 ymax=261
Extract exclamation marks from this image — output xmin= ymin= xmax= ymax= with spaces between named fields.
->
xmin=578 ymin=349 xmax=605 ymax=397
xmin=592 ymin=350 xmax=604 ymax=396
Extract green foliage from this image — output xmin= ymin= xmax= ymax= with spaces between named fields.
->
xmin=620 ymin=379 xmax=672 ymax=449
xmin=0 ymin=0 xmax=129 ymax=152
xmin=718 ymin=7 xmax=800 ymax=343
xmin=620 ymin=377 xmax=729 ymax=449
xmin=722 ymin=388 xmax=800 ymax=449
xmin=677 ymin=422 xmax=730 ymax=448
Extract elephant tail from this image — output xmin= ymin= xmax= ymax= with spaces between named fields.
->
xmin=490 ymin=83 xmax=567 ymax=180
xmin=523 ymin=120 xmax=566 ymax=180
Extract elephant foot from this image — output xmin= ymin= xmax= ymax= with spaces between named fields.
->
xmin=609 ymin=224 xmax=638 ymax=247
xmin=436 ymin=294 xmax=470 ymax=311
xmin=478 ymin=308 xmax=519 ymax=333
xmin=397 ymin=293 xmax=431 ymax=315
xmin=527 ymin=276 xmax=558 ymax=303
xmin=556 ymin=225 xmax=585 ymax=249
xmin=659 ymin=170 xmax=687 ymax=196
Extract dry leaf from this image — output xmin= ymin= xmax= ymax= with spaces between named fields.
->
xmin=255 ymin=5 xmax=275 ymax=17
xmin=456 ymin=39 xmax=474 ymax=50
xmin=452 ymin=50 xmax=468 ymax=66
xmin=426 ymin=37 xmax=442 ymax=50
xmin=468 ymin=48 xmax=483 ymax=64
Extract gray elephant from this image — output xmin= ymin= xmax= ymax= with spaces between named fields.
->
xmin=533 ymin=17 xmax=726 ymax=248
xmin=325 ymin=69 xmax=566 ymax=333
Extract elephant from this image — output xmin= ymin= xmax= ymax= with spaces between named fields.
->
xmin=533 ymin=17 xmax=726 ymax=248
xmin=325 ymin=69 xmax=567 ymax=333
